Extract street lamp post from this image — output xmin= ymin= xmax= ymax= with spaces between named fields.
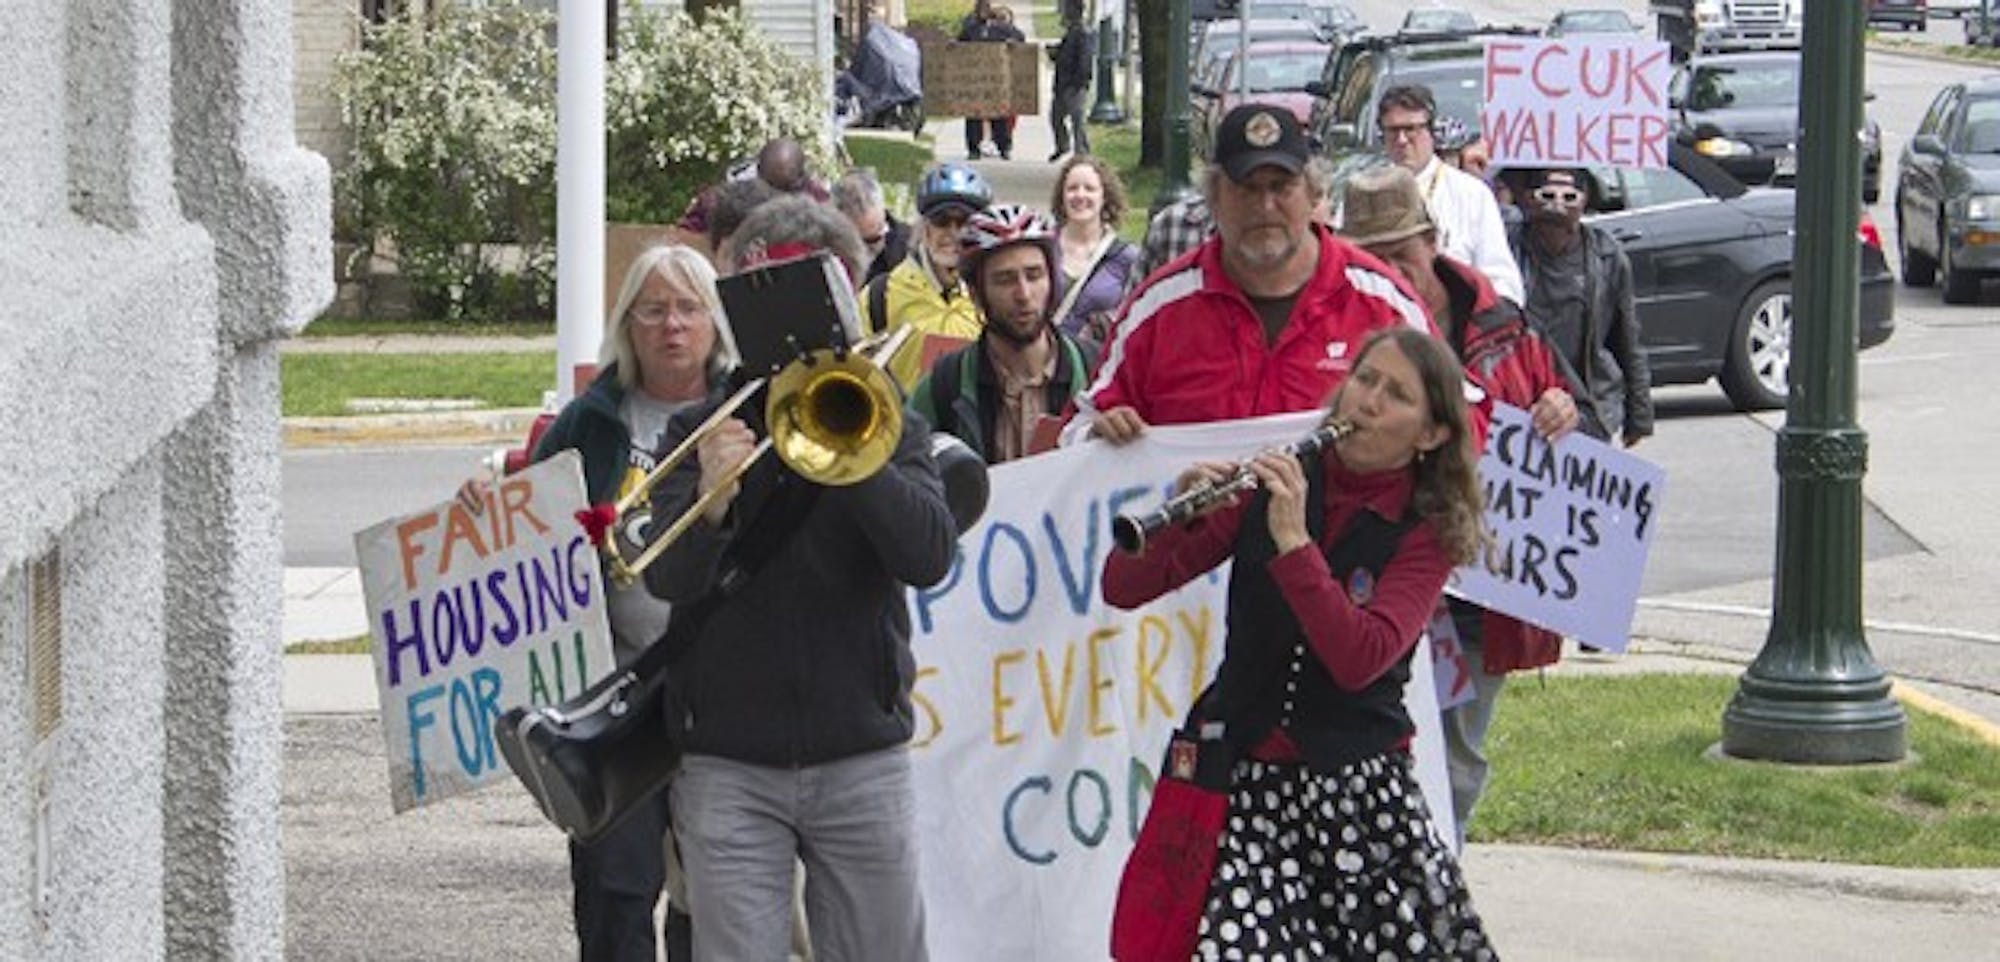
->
xmin=1157 ymin=0 xmax=1196 ymax=212
xmin=1719 ymin=0 xmax=1907 ymax=764
xmin=1089 ymin=13 xmax=1125 ymax=124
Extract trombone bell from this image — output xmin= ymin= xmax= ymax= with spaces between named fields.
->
xmin=767 ymin=350 xmax=905 ymax=486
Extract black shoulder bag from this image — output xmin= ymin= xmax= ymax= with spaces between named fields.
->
xmin=496 ymin=478 xmax=821 ymax=843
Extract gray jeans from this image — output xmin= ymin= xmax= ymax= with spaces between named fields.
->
xmin=1440 ymin=640 xmax=1509 ymax=850
xmin=1050 ymin=86 xmax=1090 ymax=156
xmin=671 ymin=747 xmax=927 ymax=962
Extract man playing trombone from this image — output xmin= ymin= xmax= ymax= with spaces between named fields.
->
xmin=644 ymin=196 xmax=958 ymax=962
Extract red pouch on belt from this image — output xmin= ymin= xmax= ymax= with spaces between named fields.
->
xmin=1110 ymin=723 xmax=1235 ymax=962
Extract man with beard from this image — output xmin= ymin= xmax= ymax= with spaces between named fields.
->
xmin=1065 ymin=104 xmax=1435 ymax=446
xmin=911 ymin=204 xmax=1097 ymax=463
xmin=1506 ymin=168 xmax=1653 ymax=448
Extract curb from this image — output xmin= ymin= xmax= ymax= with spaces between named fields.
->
xmin=1865 ymin=37 xmax=2000 ymax=67
xmin=1472 ymin=843 xmax=2000 ymax=908
xmin=283 ymin=408 xmax=541 ymax=449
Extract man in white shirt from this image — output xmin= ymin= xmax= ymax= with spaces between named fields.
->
xmin=1374 ymin=85 xmax=1525 ymax=306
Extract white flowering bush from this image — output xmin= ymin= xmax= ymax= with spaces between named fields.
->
xmin=335 ymin=3 xmax=833 ymax=321
xmin=606 ymin=8 xmax=834 ymax=224
xmin=335 ymin=3 xmax=558 ymax=319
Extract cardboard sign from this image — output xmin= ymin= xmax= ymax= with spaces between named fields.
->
xmin=920 ymin=40 xmax=1040 ymax=117
xmin=1447 ymin=404 xmax=1665 ymax=651
xmin=354 ymin=451 xmax=616 ymax=812
xmin=907 ymin=412 xmax=1453 ymax=959
xmin=1481 ymin=38 xmax=1673 ymax=169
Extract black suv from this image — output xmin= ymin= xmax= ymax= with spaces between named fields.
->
xmin=1305 ymin=28 xmax=1531 ymax=168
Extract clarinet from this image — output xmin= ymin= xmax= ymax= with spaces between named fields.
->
xmin=1110 ymin=418 xmax=1356 ymax=555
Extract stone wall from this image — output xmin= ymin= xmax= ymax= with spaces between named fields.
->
xmin=0 ymin=0 xmax=330 ymax=957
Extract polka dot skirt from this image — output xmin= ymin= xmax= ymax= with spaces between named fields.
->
xmin=1192 ymin=753 xmax=1497 ymax=961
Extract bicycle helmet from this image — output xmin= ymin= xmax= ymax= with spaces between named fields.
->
xmin=916 ymin=163 xmax=994 ymax=218
xmin=956 ymin=203 xmax=1063 ymax=315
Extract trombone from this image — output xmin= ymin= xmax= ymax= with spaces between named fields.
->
xmin=598 ymin=325 xmax=915 ymax=586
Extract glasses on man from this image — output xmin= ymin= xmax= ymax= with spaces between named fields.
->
xmin=861 ymin=230 xmax=889 ymax=252
xmin=1533 ymin=185 xmax=1586 ymax=207
xmin=1380 ymin=121 xmax=1432 ymax=141
xmin=926 ymin=212 xmax=970 ymax=230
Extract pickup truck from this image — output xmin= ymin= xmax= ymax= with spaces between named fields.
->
xmin=1651 ymin=0 xmax=1802 ymax=57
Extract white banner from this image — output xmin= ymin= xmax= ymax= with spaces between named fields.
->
xmin=1481 ymin=37 xmax=1673 ymax=169
xmin=354 ymin=451 xmax=616 ymax=812
xmin=1448 ymin=403 xmax=1665 ymax=651
xmin=908 ymin=413 xmax=1451 ymax=961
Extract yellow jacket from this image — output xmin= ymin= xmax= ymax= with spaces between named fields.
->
xmin=863 ymin=253 xmax=985 ymax=390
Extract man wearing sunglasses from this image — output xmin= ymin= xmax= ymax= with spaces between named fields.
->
xmin=860 ymin=163 xmax=994 ymax=389
xmin=1368 ymin=85 xmax=1525 ymax=307
xmin=1506 ymin=168 xmax=1654 ymax=449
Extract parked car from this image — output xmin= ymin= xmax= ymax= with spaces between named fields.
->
xmin=1400 ymin=7 xmax=1479 ymax=34
xmin=1305 ymin=31 xmax=1508 ymax=166
xmin=1967 ymin=0 xmax=2000 ymax=43
xmin=1668 ymin=51 xmax=1884 ymax=203
xmin=1933 ymin=0 xmax=1980 ymax=18
xmin=1193 ymin=41 xmax=1331 ymax=157
xmin=1526 ymin=145 xmax=1896 ymax=410
xmin=1546 ymin=8 xmax=1646 ymax=37
xmin=1894 ymin=76 xmax=2000 ymax=303
xmin=1867 ymin=0 xmax=1930 ymax=31
xmin=1192 ymin=17 xmax=1326 ymax=93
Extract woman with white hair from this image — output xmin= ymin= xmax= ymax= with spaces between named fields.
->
xmin=522 ymin=243 xmax=735 ymax=961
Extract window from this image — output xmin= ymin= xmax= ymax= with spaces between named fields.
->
xmin=1608 ymin=165 xmax=1710 ymax=211
xmin=1958 ymin=98 xmax=2000 ymax=153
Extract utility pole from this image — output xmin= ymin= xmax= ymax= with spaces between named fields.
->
xmin=1719 ymin=0 xmax=1906 ymax=764
xmin=1157 ymin=0 xmax=1195 ymax=212
xmin=1088 ymin=0 xmax=1125 ymax=124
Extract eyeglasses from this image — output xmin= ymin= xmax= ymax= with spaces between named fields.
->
xmin=1533 ymin=185 xmax=1586 ymax=206
xmin=861 ymin=230 xmax=889 ymax=251
xmin=628 ymin=302 xmax=702 ymax=328
xmin=1380 ymin=121 xmax=1432 ymax=141
xmin=926 ymin=212 xmax=970 ymax=230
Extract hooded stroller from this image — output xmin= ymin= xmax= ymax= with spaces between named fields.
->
xmin=837 ymin=22 xmax=924 ymax=132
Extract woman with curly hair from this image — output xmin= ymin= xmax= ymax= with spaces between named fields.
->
xmin=1048 ymin=153 xmax=1139 ymax=352
xmin=1105 ymin=327 xmax=1496 ymax=960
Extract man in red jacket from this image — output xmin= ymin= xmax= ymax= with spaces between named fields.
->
xmin=1339 ymin=164 xmax=1581 ymax=845
xmin=1061 ymin=104 xmax=1436 ymax=446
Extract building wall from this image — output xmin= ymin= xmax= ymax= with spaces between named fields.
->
xmin=0 ymin=0 xmax=331 ymax=956
xmin=295 ymin=0 xmax=360 ymax=168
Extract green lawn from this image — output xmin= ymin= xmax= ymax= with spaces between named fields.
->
xmin=1087 ymin=121 xmax=1177 ymax=243
xmin=1478 ymin=674 xmax=2000 ymax=868
xmin=845 ymin=134 xmax=938 ymax=193
xmin=300 ymin=316 xmax=552 ymax=338
xmin=281 ymin=351 xmax=555 ymax=417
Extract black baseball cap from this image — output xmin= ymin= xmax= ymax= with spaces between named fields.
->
xmin=1213 ymin=104 xmax=1310 ymax=182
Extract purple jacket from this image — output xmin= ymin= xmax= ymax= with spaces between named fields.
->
xmin=1057 ymin=238 xmax=1138 ymax=347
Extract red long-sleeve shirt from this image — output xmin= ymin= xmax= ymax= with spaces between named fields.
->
xmin=1103 ymin=457 xmax=1450 ymax=696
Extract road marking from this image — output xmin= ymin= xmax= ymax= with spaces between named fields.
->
xmin=1639 ymin=598 xmax=2000 ymax=646
xmin=1860 ymin=352 xmax=1956 ymax=365
xmin=1892 ymin=681 xmax=2000 ymax=748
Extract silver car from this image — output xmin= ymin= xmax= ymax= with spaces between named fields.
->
xmin=1895 ymin=76 xmax=2000 ymax=303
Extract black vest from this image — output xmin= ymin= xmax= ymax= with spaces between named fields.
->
xmin=1208 ymin=455 xmax=1418 ymax=774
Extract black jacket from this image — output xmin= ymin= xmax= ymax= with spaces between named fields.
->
xmin=865 ymin=214 xmax=913 ymax=288
xmin=646 ymin=389 xmax=957 ymax=767
xmin=1053 ymin=25 xmax=1093 ymax=92
xmin=1508 ymin=220 xmax=1655 ymax=442
xmin=1210 ymin=461 xmax=1417 ymax=774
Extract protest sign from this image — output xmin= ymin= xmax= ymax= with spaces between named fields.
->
xmin=1481 ymin=37 xmax=1673 ymax=169
xmin=919 ymin=40 xmax=1040 ymax=117
xmin=908 ymin=412 xmax=1453 ymax=960
xmin=354 ymin=451 xmax=615 ymax=812
xmin=1448 ymin=404 xmax=1665 ymax=651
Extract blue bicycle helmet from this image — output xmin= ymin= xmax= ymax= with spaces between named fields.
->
xmin=916 ymin=163 xmax=994 ymax=218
